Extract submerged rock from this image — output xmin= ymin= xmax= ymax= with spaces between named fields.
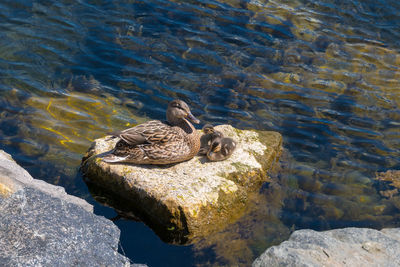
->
xmin=253 ymin=227 xmax=400 ymax=267
xmin=0 ymin=150 xmax=141 ymax=266
xmin=81 ymin=125 xmax=282 ymax=244
xmin=375 ymin=170 xmax=400 ymax=198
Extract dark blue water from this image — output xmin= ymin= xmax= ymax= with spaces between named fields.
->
xmin=1 ymin=0 xmax=400 ymax=266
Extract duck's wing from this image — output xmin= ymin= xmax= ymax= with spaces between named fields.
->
xmin=112 ymin=120 xmax=179 ymax=146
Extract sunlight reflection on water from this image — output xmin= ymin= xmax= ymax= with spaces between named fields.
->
xmin=0 ymin=0 xmax=400 ymax=266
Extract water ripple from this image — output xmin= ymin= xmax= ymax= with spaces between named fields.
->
xmin=1 ymin=0 xmax=400 ymax=266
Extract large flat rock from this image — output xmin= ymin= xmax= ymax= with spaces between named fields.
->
xmin=0 ymin=150 xmax=92 ymax=212
xmin=81 ymin=124 xmax=282 ymax=243
xmin=253 ymin=227 xmax=400 ymax=267
xmin=0 ymin=150 xmax=141 ymax=266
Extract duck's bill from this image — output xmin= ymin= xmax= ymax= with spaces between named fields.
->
xmin=187 ymin=112 xmax=200 ymax=124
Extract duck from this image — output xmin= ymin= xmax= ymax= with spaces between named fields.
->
xmin=102 ymin=99 xmax=201 ymax=164
xmin=198 ymin=124 xmax=237 ymax=161
xmin=207 ymin=136 xmax=237 ymax=162
xmin=198 ymin=124 xmax=223 ymax=155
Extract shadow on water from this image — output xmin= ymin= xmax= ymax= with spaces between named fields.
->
xmin=1 ymin=0 xmax=400 ymax=266
xmin=83 ymin=178 xmax=191 ymax=245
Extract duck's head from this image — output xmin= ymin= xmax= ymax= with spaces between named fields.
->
xmin=209 ymin=138 xmax=222 ymax=152
xmin=202 ymin=124 xmax=215 ymax=135
xmin=167 ymin=99 xmax=200 ymax=125
xmin=202 ymin=124 xmax=223 ymax=139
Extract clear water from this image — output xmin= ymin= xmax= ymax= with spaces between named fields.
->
xmin=1 ymin=0 xmax=400 ymax=266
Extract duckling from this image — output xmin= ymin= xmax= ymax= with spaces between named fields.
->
xmin=102 ymin=99 xmax=201 ymax=164
xmin=198 ymin=124 xmax=223 ymax=155
xmin=207 ymin=136 xmax=237 ymax=162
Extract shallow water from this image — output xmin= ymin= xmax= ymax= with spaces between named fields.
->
xmin=1 ymin=0 xmax=400 ymax=266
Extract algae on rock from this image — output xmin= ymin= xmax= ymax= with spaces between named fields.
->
xmin=81 ymin=124 xmax=282 ymax=244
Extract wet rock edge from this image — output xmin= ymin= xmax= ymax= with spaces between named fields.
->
xmin=0 ymin=149 xmax=144 ymax=267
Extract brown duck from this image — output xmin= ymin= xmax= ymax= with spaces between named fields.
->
xmin=207 ymin=136 xmax=237 ymax=162
xmin=199 ymin=124 xmax=237 ymax=161
xmin=102 ymin=99 xmax=201 ymax=164
xmin=198 ymin=124 xmax=223 ymax=155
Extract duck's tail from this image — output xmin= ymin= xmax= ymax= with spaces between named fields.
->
xmin=101 ymin=154 xmax=129 ymax=163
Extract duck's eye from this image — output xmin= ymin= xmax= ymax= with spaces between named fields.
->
xmin=172 ymin=103 xmax=184 ymax=110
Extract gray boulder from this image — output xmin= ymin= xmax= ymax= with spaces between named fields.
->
xmin=253 ymin=227 xmax=400 ymax=267
xmin=81 ymin=125 xmax=282 ymax=244
xmin=0 ymin=150 xmax=140 ymax=267
xmin=0 ymin=150 xmax=92 ymax=212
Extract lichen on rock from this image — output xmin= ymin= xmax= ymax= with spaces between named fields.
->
xmin=81 ymin=124 xmax=282 ymax=244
